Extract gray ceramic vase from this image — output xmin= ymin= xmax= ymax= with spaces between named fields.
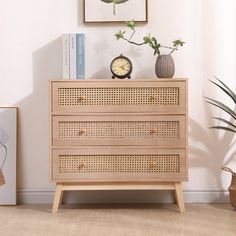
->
xmin=155 ymin=54 xmax=175 ymax=78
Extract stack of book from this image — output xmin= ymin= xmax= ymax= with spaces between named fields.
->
xmin=62 ymin=33 xmax=85 ymax=79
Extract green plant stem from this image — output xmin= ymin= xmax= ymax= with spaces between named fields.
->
xmin=122 ymin=29 xmax=147 ymax=46
xmin=126 ymin=28 xmax=177 ymax=53
xmin=129 ymin=28 xmax=136 ymax=41
xmin=169 ymin=46 xmax=179 ymax=54
xmin=122 ymin=37 xmax=147 ymax=46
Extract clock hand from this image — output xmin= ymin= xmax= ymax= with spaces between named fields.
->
xmin=121 ymin=63 xmax=128 ymax=68
xmin=120 ymin=64 xmax=129 ymax=70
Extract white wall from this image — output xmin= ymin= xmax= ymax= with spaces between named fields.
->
xmin=1 ymin=0 xmax=236 ymax=204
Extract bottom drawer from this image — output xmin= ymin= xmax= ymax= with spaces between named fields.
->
xmin=51 ymin=148 xmax=187 ymax=182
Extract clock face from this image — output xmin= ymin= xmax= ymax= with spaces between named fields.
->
xmin=110 ymin=55 xmax=132 ymax=79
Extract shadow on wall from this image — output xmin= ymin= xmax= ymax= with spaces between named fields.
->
xmin=189 ymin=99 xmax=236 ymax=190
xmin=16 ymin=38 xmax=62 ymax=193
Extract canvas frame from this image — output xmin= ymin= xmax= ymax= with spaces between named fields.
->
xmin=83 ymin=0 xmax=148 ymax=23
xmin=0 ymin=106 xmax=18 ymax=205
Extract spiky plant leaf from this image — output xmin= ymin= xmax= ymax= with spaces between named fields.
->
xmin=115 ymin=30 xmax=126 ymax=40
xmin=212 ymin=117 xmax=236 ymax=129
xmin=205 ymin=97 xmax=236 ymax=120
xmin=207 ymin=78 xmax=236 ymax=138
xmin=209 ymin=77 xmax=236 ymax=104
xmin=209 ymin=126 xmax=236 ymax=133
xmin=126 ymin=20 xmax=135 ymax=29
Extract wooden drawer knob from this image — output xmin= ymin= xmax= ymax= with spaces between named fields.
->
xmin=150 ymin=161 xmax=158 ymax=168
xmin=150 ymin=96 xmax=157 ymax=100
xmin=78 ymin=163 xmax=86 ymax=169
xmin=78 ymin=96 xmax=85 ymax=101
xmin=150 ymin=129 xmax=158 ymax=134
xmin=78 ymin=129 xmax=86 ymax=135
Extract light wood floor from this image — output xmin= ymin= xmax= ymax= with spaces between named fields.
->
xmin=0 ymin=204 xmax=235 ymax=236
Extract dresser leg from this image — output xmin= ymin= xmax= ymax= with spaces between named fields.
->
xmin=52 ymin=184 xmax=64 ymax=213
xmin=174 ymin=182 xmax=185 ymax=213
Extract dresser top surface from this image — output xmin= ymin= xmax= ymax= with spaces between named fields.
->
xmin=50 ymin=78 xmax=188 ymax=83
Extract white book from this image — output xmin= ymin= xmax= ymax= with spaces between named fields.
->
xmin=69 ymin=34 xmax=76 ymax=79
xmin=62 ymin=34 xmax=70 ymax=79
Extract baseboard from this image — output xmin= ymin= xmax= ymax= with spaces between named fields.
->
xmin=18 ymin=189 xmax=229 ymax=204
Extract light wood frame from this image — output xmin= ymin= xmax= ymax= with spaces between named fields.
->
xmin=0 ymin=106 xmax=18 ymax=205
xmin=83 ymin=0 xmax=148 ymax=24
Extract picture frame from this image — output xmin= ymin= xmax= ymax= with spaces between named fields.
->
xmin=83 ymin=0 xmax=148 ymax=23
xmin=0 ymin=106 xmax=17 ymax=205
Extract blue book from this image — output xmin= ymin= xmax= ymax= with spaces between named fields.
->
xmin=76 ymin=33 xmax=85 ymax=79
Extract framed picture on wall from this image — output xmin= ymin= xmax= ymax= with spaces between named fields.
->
xmin=0 ymin=107 xmax=17 ymax=205
xmin=83 ymin=0 xmax=148 ymax=23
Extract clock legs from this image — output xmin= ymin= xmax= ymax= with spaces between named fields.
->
xmin=111 ymin=75 xmax=131 ymax=79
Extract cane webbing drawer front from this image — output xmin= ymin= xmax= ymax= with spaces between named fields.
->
xmin=52 ymin=115 xmax=186 ymax=147
xmin=51 ymin=80 xmax=186 ymax=114
xmin=52 ymin=148 xmax=186 ymax=181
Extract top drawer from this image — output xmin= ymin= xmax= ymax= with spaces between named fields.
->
xmin=50 ymin=80 xmax=187 ymax=114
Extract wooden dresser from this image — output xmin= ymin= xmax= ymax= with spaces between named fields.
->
xmin=49 ymin=79 xmax=188 ymax=213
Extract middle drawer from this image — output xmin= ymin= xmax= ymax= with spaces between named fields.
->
xmin=52 ymin=115 xmax=186 ymax=147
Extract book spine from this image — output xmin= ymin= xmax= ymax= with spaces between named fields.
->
xmin=62 ymin=34 xmax=70 ymax=79
xmin=76 ymin=33 xmax=85 ymax=79
xmin=69 ymin=34 xmax=77 ymax=79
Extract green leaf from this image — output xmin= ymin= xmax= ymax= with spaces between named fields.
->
xmin=151 ymin=37 xmax=157 ymax=45
xmin=212 ymin=116 xmax=236 ymax=129
xmin=154 ymin=48 xmax=160 ymax=56
xmin=149 ymin=42 xmax=153 ymax=48
xmin=206 ymin=78 xmax=236 ymax=136
xmin=173 ymin=39 xmax=185 ymax=47
xmin=143 ymin=36 xmax=150 ymax=43
xmin=115 ymin=30 xmax=125 ymax=40
xmin=209 ymin=126 xmax=236 ymax=133
xmin=210 ymin=77 xmax=236 ymax=104
xmin=205 ymin=97 xmax=236 ymax=120
xmin=126 ymin=20 xmax=135 ymax=29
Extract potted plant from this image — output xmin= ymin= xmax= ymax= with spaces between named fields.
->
xmin=115 ymin=20 xmax=185 ymax=78
xmin=206 ymin=77 xmax=236 ymax=208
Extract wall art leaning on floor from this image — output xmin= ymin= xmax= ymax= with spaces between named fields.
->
xmin=0 ymin=107 xmax=17 ymax=205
